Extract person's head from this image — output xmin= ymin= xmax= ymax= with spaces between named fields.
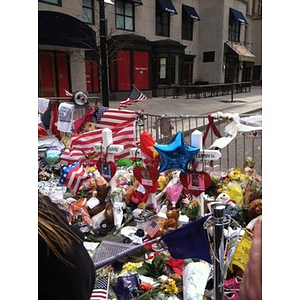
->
xmin=38 ymin=193 xmax=81 ymax=266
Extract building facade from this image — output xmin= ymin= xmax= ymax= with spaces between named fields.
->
xmin=38 ymin=0 xmax=262 ymax=100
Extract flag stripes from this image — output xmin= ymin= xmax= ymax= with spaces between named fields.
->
xmin=119 ymin=86 xmax=148 ymax=109
xmin=90 ymin=276 xmax=109 ymax=300
xmin=95 ymin=108 xmax=137 ymax=130
xmin=60 ymin=120 xmax=136 ymax=164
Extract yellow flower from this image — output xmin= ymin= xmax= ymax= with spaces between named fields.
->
xmin=89 ymin=166 xmax=96 ymax=173
xmin=189 ymin=200 xmax=200 ymax=208
xmin=164 ymin=279 xmax=178 ymax=295
xmin=121 ymin=262 xmax=142 ymax=273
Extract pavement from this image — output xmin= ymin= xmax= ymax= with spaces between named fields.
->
xmin=108 ymin=85 xmax=262 ymax=116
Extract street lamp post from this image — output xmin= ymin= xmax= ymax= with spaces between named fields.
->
xmin=99 ymin=0 xmax=109 ymax=107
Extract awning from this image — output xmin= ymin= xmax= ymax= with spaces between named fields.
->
xmin=38 ymin=11 xmax=96 ymax=49
xmin=182 ymin=4 xmax=200 ymax=21
xmin=230 ymin=8 xmax=248 ymax=25
xmin=157 ymin=0 xmax=177 ymax=14
xmin=225 ymin=41 xmax=255 ymax=62
xmin=125 ymin=0 xmax=143 ymax=5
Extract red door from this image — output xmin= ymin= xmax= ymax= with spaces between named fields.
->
xmin=117 ymin=51 xmax=131 ymax=91
xmin=56 ymin=53 xmax=70 ymax=97
xmin=39 ymin=52 xmax=56 ymax=97
xmin=39 ymin=51 xmax=70 ymax=97
xmin=133 ymin=51 xmax=149 ymax=90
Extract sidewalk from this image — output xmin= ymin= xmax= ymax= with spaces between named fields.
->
xmin=109 ymin=86 xmax=262 ymax=116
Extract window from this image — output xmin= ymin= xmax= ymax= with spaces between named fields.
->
xmin=82 ymin=0 xmax=94 ymax=24
xmin=181 ymin=5 xmax=200 ymax=41
xmin=156 ymin=0 xmax=170 ymax=37
xmin=258 ymin=0 xmax=262 ymax=16
xmin=170 ymin=55 xmax=182 ymax=84
xmin=203 ymin=51 xmax=215 ymax=63
xmin=116 ymin=0 xmax=134 ymax=31
xmin=182 ymin=10 xmax=193 ymax=40
xmin=39 ymin=0 xmax=61 ymax=4
xmin=228 ymin=13 xmax=240 ymax=42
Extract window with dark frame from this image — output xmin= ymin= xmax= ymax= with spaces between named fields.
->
xmin=182 ymin=7 xmax=193 ymax=40
xmin=156 ymin=0 xmax=170 ymax=37
xmin=258 ymin=0 xmax=262 ymax=16
xmin=82 ymin=0 xmax=94 ymax=24
xmin=39 ymin=0 xmax=61 ymax=5
xmin=115 ymin=0 xmax=134 ymax=31
xmin=228 ymin=13 xmax=240 ymax=42
xmin=203 ymin=51 xmax=215 ymax=63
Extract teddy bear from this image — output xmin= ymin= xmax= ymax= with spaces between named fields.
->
xmin=87 ymin=184 xmax=111 ymax=217
xmin=245 ymin=198 xmax=262 ymax=221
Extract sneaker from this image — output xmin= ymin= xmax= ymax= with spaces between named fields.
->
xmin=223 ymin=276 xmax=242 ymax=290
xmin=223 ymin=290 xmax=239 ymax=300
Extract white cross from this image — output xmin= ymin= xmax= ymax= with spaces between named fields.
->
xmin=94 ymin=128 xmax=124 ymax=190
xmin=191 ymin=130 xmax=222 ymax=216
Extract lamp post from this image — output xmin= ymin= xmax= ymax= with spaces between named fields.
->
xmin=99 ymin=0 xmax=112 ymax=107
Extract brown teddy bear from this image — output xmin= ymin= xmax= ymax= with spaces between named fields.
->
xmin=246 ymin=198 xmax=262 ymax=220
xmin=87 ymin=184 xmax=111 ymax=217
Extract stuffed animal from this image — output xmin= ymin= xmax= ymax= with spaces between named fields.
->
xmin=154 ymin=209 xmax=180 ymax=236
xmin=246 ymin=198 xmax=262 ymax=220
xmin=87 ymin=184 xmax=111 ymax=217
xmin=80 ymin=122 xmax=96 ymax=133
xmin=79 ymin=175 xmax=107 ymax=194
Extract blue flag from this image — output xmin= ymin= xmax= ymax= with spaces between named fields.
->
xmin=161 ymin=215 xmax=212 ymax=263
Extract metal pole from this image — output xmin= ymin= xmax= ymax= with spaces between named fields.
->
xmin=99 ymin=0 xmax=109 ymax=107
xmin=212 ymin=203 xmax=226 ymax=300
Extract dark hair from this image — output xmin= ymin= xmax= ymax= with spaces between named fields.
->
xmin=38 ymin=193 xmax=82 ymax=266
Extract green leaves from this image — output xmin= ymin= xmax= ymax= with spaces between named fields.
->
xmin=137 ymin=255 xmax=165 ymax=278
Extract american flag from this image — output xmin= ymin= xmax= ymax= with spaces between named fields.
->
xmin=119 ymin=86 xmax=147 ymax=109
xmin=60 ymin=119 xmax=137 ymax=164
xmin=59 ymin=160 xmax=90 ymax=194
xmin=146 ymin=220 xmax=160 ymax=238
xmin=95 ymin=107 xmax=137 ymax=130
xmin=90 ymin=276 xmax=109 ymax=300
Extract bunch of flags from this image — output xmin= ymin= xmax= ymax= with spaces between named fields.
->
xmin=55 ymin=85 xmax=149 ymax=194
xmin=119 ymin=85 xmax=147 ymax=109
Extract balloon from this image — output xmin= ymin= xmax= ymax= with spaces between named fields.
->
xmin=153 ymin=131 xmax=200 ymax=173
xmin=45 ymin=146 xmax=62 ymax=165
xmin=140 ymin=131 xmax=159 ymax=160
xmin=180 ymin=171 xmax=212 ymax=196
xmin=166 ymin=183 xmax=184 ymax=206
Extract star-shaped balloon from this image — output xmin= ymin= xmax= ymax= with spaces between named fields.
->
xmin=153 ymin=131 xmax=200 ymax=173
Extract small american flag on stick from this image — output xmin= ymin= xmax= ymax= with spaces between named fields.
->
xmin=146 ymin=220 xmax=160 ymax=238
xmin=90 ymin=276 xmax=109 ymax=300
xmin=119 ymin=85 xmax=147 ymax=109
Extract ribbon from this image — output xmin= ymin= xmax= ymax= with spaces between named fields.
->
xmin=202 ymin=114 xmax=222 ymax=147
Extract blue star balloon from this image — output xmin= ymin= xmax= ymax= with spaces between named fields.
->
xmin=153 ymin=131 xmax=200 ymax=173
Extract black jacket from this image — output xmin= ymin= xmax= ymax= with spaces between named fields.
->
xmin=38 ymin=198 xmax=95 ymax=300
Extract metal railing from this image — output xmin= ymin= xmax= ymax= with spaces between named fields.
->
xmin=136 ymin=113 xmax=262 ymax=174
xmin=42 ymin=97 xmax=261 ymax=174
xmin=153 ymin=82 xmax=252 ymax=99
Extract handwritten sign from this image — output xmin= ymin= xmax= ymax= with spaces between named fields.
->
xmin=195 ymin=150 xmax=222 ymax=161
